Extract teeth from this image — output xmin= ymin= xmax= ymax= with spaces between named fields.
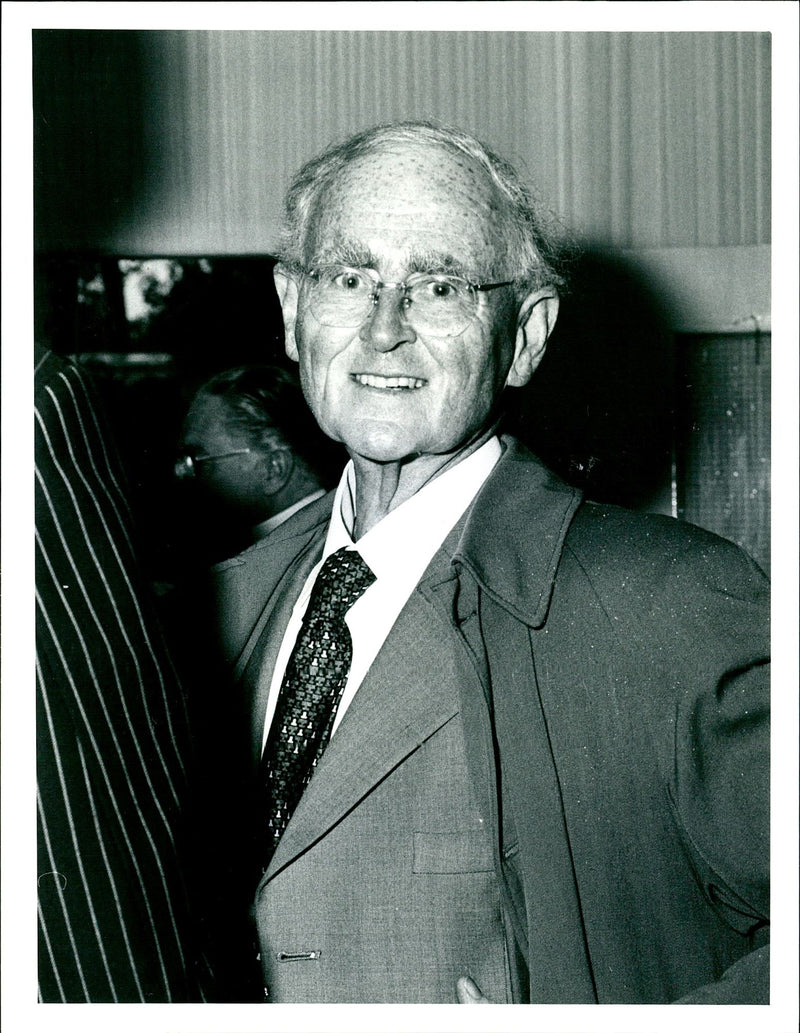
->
xmin=354 ymin=374 xmax=425 ymax=389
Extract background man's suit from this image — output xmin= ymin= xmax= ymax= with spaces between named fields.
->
xmin=210 ymin=438 xmax=769 ymax=1004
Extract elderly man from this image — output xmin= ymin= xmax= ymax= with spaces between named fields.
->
xmin=209 ymin=121 xmax=768 ymax=1005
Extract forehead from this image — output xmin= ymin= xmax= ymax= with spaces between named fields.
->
xmin=308 ymin=141 xmax=506 ymax=270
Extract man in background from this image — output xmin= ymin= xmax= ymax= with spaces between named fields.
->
xmin=175 ymin=364 xmax=342 ymax=564
xmin=209 ymin=121 xmax=769 ymax=1004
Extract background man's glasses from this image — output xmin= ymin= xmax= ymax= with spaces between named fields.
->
xmin=173 ymin=448 xmax=251 ymax=480
xmin=303 ymin=266 xmax=513 ymax=337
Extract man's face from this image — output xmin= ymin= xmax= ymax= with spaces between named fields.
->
xmin=179 ymin=394 xmax=267 ymax=520
xmin=279 ymin=142 xmax=548 ymax=465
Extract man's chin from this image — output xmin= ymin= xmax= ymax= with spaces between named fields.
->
xmin=339 ymin=425 xmax=427 ymax=466
xmin=345 ymin=440 xmax=478 ymax=472
xmin=346 ymin=442 xmax=420 ymax=465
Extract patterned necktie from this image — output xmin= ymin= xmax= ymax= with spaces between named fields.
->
xmin=258 ymin=547 xmax=375 ymax=867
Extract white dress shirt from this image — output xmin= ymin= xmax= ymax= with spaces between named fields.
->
xmin=261 ymin=437 xmax=502 ymax=752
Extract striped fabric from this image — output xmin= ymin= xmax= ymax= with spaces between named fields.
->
xmin=35 ymin=346 xmax=205 ymax=1002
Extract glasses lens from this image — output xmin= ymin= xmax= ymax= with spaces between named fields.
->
xmin=309 ymin=267 xmax=374 ymax=328
xmin=174 ymin=455 xmax=196 ymax=480
xmin=308 ymin=267 xmax=477 ymax=336
xmin=406 ymin=275 xmax=475 ymax=336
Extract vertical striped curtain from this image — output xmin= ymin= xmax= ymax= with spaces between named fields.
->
xmin=34 ymin=31 xmax=770 ymax=255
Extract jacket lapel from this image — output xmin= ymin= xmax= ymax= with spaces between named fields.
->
xmin=264 ymin=584 xmax=460 ymax=879
xmin=209 ymin=491 xmax=334 ymax=673
xmin=239 ymin=531 xmax=327 ymax=764
xmin=452 ymin=437 xmax=583 ymax=628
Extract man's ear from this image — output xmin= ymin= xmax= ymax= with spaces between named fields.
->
xmin=506 ymin=287 xmax=559 ymax=388
xmin=273 ymin=264 xmax=300 ymax=362
xmin=261 ymin=446 xmax=293 ymax=495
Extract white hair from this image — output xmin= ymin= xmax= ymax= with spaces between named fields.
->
xmin=276 ymin=120 xmax=570 ymax=299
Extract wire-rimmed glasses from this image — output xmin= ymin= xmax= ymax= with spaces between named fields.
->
xmin=173 ymin=448 xmax=251 ymax=480
xmin=302 ymin=265 xmax=514 ymax=337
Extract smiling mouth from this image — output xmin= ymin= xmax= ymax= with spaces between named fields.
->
xmin=352 ymin=373 xmax=426 ymax=390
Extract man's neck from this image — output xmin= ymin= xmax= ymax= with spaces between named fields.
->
xmin=349 ymin=429 xmax=495 ymax=539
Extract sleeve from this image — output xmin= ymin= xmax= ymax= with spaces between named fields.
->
xmin=573 ymin=506 xmax=770 ymax=1004
xmin=35 ymin=349 xmax=208 ymax=1001
xmin=656 ymin=536 xmax=770 ymax=1003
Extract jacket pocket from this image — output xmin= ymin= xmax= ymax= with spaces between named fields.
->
xmin=412 ymin=831 xmax=494 ymax=874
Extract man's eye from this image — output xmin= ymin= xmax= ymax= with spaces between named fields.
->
xmin=422 ymin=278 xmax=460 ymax=300
xmin=331 ymin=269 xmax=367 ymax=292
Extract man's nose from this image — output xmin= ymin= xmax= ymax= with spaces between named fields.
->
xmin=359 ymin=286 xmax=417 ymax=352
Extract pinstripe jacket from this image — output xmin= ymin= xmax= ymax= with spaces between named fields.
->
xmin=35 ymin=347 xmax=204 ymax=1002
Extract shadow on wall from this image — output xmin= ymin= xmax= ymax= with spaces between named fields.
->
xmin=503 ymin=248 xmax=676 ymax=514
xmin=34 ymin=30 xmax=151 ymax=252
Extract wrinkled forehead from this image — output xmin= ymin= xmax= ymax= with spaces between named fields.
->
xmin=306 ymin=141 xmax=507 ymax=272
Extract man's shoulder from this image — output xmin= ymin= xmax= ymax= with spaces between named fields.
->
xmin=204 ymin=492 xmax=334 ymax=667
xmin=212 ymin=490 xmax=335 ymax=576
xmin=494 ymin=438 xmax=754 ymax=568
xmin=568 ymin=500 xmax=723 ymax=557
xmin=457 ymin=440 xmax=764 ymax=626
xmin=563 ymin=499 xmax=767 ymax=603
xmin=567 ymin=498 xmax=748 ymax=558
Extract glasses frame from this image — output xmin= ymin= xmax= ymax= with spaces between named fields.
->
xmin=173 ymin=447 xmax=251 ymax=480
xmin=301 ymin=265 xmax=515 ymax=336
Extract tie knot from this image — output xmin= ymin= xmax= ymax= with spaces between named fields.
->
xmin=309 ymin=547 xmax=375 ymax=619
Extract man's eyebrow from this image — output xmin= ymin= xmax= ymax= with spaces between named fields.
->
xmin=309 ymin=241 xmax=480 ymax=281
xmin=309 ymin=238 xmax=378 ymax=269
xmin=405 ymin=251 xmax=474 ymax=280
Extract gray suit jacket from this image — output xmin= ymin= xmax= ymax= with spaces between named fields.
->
xmin=209 ymin=438 xmax=769 ymax=1004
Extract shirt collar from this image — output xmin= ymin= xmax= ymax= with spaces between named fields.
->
xmin=323 ymin=438 xmax=502 ymax=587
xmin=252 ymin=489 xmax=327 ymax=539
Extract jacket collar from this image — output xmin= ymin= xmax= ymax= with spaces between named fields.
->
xmin=238 ymin=487 xmax=335 ymax=554
xmin=448 ymin=437 xmax=583 ymax=628
xmin=257 ymin=437 xmax=582 ymax=630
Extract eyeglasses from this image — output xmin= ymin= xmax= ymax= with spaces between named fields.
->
xmin=173 ymin=448 xmax=251 ymax=480
xmin=302 ymin=265 xmax=514 ymax=337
